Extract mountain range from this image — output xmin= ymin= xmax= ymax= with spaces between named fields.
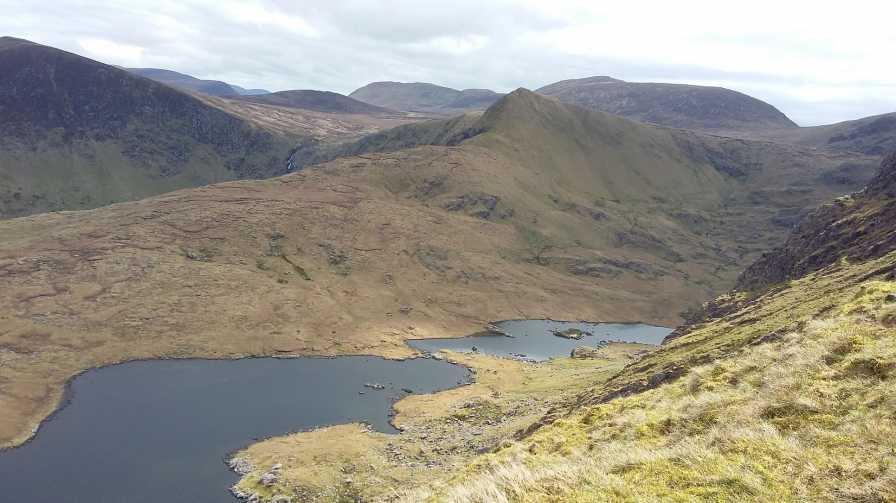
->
xmin=127 ymin=67 xmax=269 ymax=96
xmin=2 ymin=38 xmax=896 ymax=503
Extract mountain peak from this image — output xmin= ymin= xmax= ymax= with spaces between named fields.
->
xmin=0 ymin=36 xmax=38 ymax=51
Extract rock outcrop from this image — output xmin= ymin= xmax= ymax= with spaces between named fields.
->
xmin=737 ymin=152 xmax=896 ymax=292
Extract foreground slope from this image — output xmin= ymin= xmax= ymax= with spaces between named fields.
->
xmin=0 ymin=37 xmax=293 ymax=218
xmin=391 ymin=152 xmax=896 ymax=502
xmin=0 ymin=90 xmax=879 ymax=449
xmin=537 ymin=76 xmax=798 ymax=131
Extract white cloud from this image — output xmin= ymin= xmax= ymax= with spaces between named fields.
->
xmin=218 ymin=1 xmax=318 ymax=38
xmin=76 ymin=38 xmax=145 ymax=66
xmin=3 ymin=0 xmax=895 ymax=125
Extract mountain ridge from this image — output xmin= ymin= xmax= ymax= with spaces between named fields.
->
xmin=127 ymin=67 xmax=270 ymax=96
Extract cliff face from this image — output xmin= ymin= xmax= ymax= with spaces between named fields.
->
xmin=736 ymin=152 xmax=896 ymax=292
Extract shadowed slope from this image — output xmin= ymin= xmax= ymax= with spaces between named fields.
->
xmin=127 ymin=67 xmax=240 ymax=96
xmin=0 ymin=37 xmax=293 ymax=218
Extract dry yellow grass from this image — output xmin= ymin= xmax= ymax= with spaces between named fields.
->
xmin=393 ymin=256 xmax=896 ymax=502
xmin=197 ymin=93 xmax=426 ymax=141
xmin=228 ymin=344 xmax=651 ymax=502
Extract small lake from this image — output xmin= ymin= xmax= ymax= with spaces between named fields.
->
xmin=409 ymin=320 xmax=672 ymax=361
xmin=0 ymin=320 xmax=670 ymax=502
xmin=0 ymin=356 xmax=470 ymax=503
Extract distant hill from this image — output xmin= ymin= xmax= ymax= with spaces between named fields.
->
xmin=741 ymin=112 xmax=896 ymax=156
xmin=537 ymin=76 xmax=798 ymax=131
xmin=0 ymin=37 xmax=292 ymax=218
xmin=349 ymin=81 xmax=503 ymax=114
xmin=235 ymin=89 xmax=395 ymax=114
xmin=127 ymin=67 xmax=270 ymax=96
xmin=230 ymin=84 xmax=270 ymax=96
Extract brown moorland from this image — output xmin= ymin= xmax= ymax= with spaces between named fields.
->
xmin=0 ymin=89 xmax=879 ymax=448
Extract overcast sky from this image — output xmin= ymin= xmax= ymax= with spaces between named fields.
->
xmin=4 ymin=0 xmax=895 ymax=126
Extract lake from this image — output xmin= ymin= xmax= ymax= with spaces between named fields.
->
xmin=408 ymin=320 xmax=672 ymax=361
xmin=0 ymin=320 xmax=671 ymax=502
xmin=0 ymin=356 xmax=470 ymax=503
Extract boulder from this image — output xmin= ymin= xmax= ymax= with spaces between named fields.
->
xmin=571 ymin=346 xmax=603 ymax=359
xmin=260 ymin=470 xmax=279 ymax=487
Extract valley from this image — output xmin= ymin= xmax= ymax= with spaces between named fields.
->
xmin=0 ymin=23 xmax=894 ymax=503
xmin=0 ymin=88 xmax=881 ymax=454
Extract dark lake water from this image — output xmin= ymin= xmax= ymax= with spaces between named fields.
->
xmin=0 ymin=357 xmax=470 ymax=503
xmin=409 ymin=320 xmax=672 ymax=361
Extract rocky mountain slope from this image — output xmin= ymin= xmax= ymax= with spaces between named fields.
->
xmin=236 ymin=89 xmax=397 ymax=115
xmin=738 ymin=151 xmax=896 ymax=291
xmin=537 ymin=76 xmax=798 ymax=131
xmin=127 ymin=67 xmax=269 ymax=96
xmin=0 ymin=89 xmax=880 ymax=450
xmin=350 ymin=81 xmax=503 ymax=115
xmin=0 ymin=37 xmax=294 ymax=218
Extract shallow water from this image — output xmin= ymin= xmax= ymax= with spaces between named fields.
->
xmin=408 ymin=320 xmax=672 ymax=361
xmin=0 ymin=356 xmax=470 ymax=503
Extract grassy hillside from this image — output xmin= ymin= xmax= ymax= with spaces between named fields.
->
xmin=389 ymin=153 xmax=896 ymax=503
xmin=403 ymin=260 xmax=896 ymax=502
xmin=0 ymin=37 xmax=294 ymax=218
xmin=537 ymin=76 xmax=797 ymax=131
xmin=226 ymin=154 xmax=896 ymax=503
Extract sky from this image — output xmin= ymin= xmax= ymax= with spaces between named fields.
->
xmin=4 ymin=0 xmax=895 ymax=126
